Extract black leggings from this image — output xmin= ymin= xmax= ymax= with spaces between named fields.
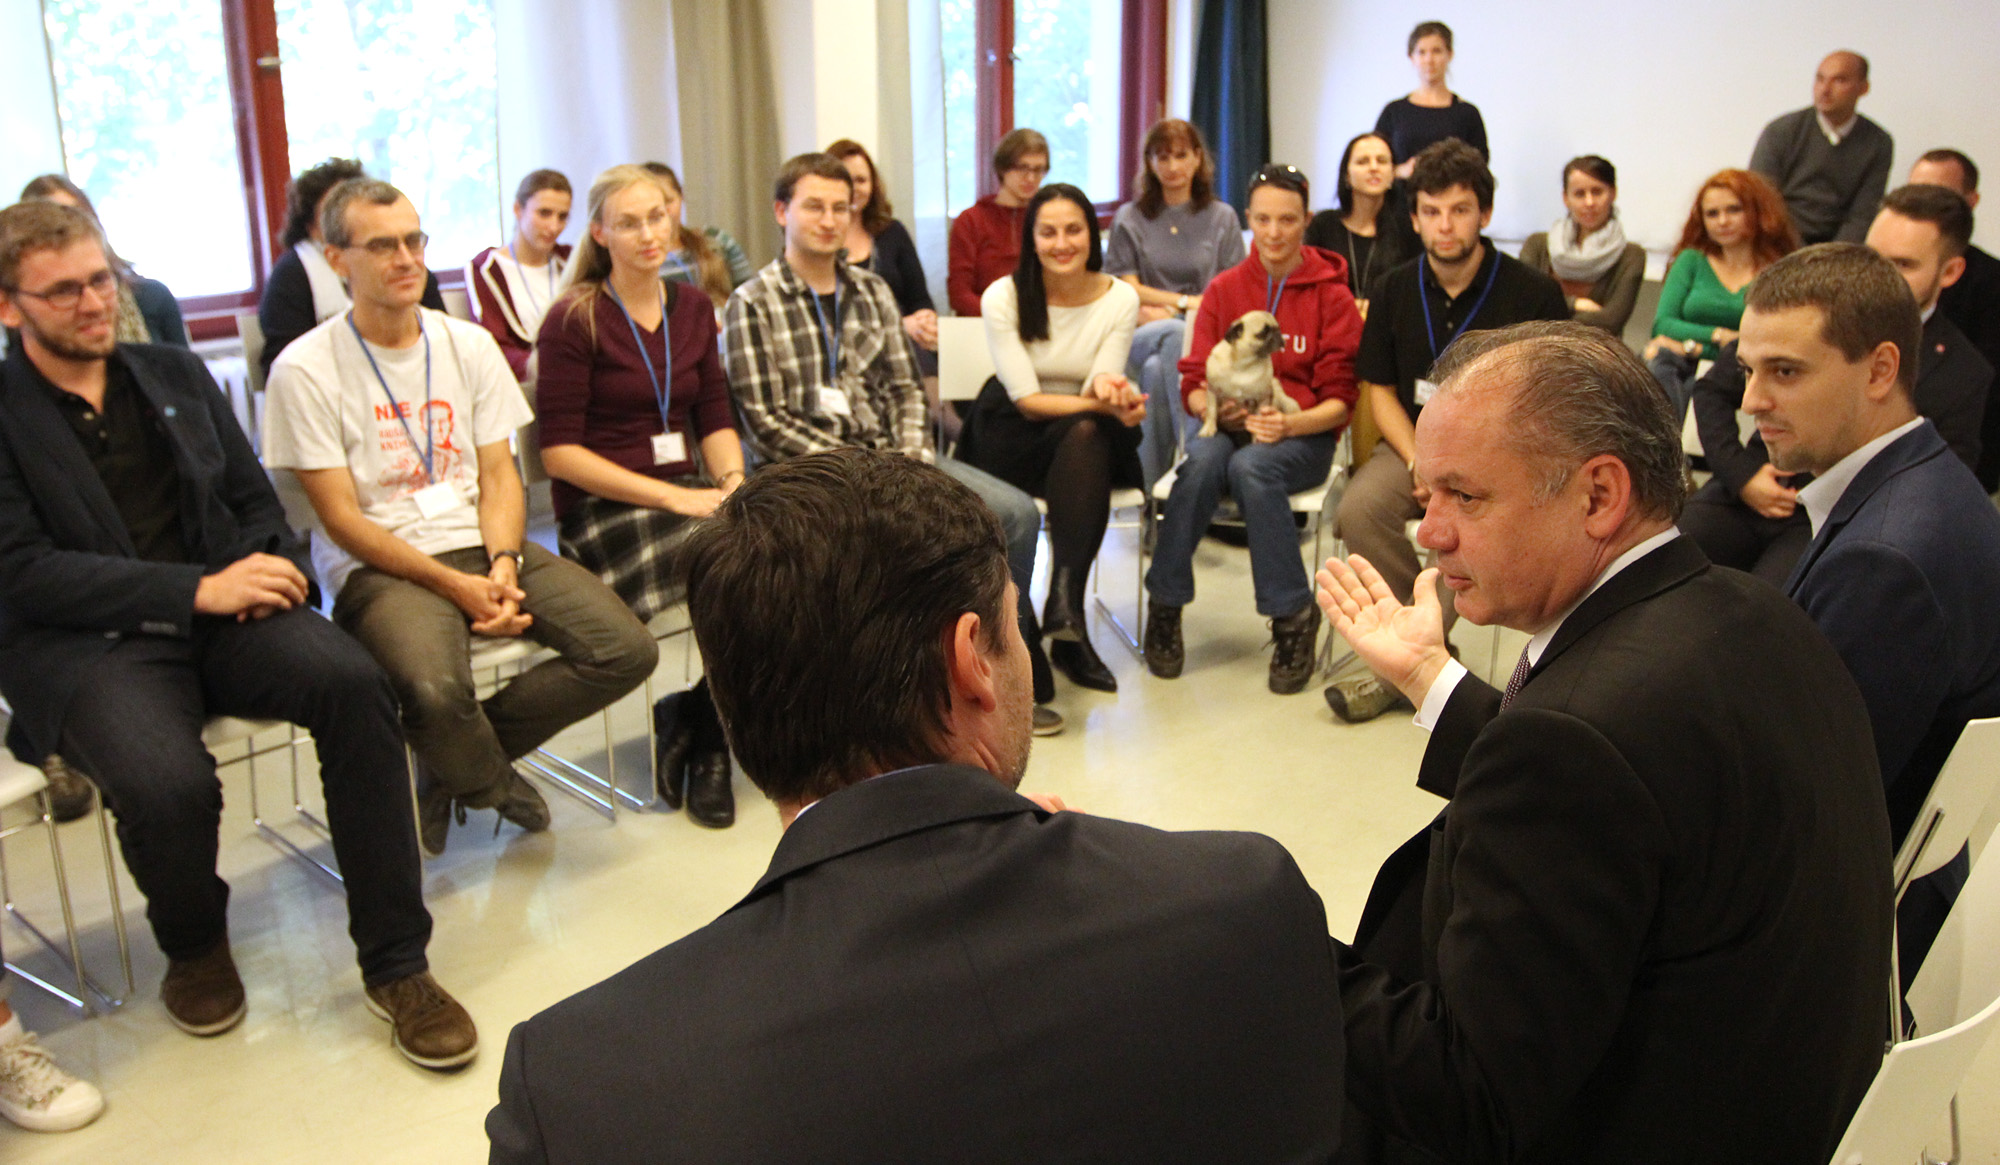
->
xmin=1046 ymin=415 xmax=1114 ymax=573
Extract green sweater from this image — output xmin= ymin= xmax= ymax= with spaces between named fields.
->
xmin=1651 ymin=250 xmax=1748 ymax=359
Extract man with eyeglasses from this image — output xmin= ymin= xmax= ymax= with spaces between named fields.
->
xmin=263 ymin=179 xmax=655 ymax=863
xmin=724 ymin=153 xmax=1061 ymax=735
xmin=0 ymin=199 xmax=471 ymax=1073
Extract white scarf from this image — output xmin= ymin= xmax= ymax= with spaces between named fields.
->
xmin=1544 ymin=212 xmax=1628 ymax=284
xmin=295 ymin=239 xmax=351 ymax=323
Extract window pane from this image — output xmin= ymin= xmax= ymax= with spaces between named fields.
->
xmin=42 ymin=0 xmax=254 ymax=297
xmin=276 ymin=0 xmax=499 ymax=272
xmin=1013 ymin=0 xmax=1123 ymax=203
xmin=939 ymin=0 xmax=978 ymax=217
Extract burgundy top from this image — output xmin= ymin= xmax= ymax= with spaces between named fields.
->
xmin=947 ymin=195 xmax=1027 ymax=317
xmin=535 ymin=281 xmax=738 ymax=520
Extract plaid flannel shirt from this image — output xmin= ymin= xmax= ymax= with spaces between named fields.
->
xmin=721 ymin=255 xmax=929 ymax=461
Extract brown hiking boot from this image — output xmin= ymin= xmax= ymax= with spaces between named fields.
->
xmin=161 ymin=941 xmax=246 ymax=1036
xmin=364 ymin=971 xmax=478 ymax=1070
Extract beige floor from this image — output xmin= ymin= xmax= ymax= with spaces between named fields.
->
xmin=2 ymin=519 xmax=1995 ymax=1163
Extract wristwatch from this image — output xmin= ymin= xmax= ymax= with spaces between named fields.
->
xmin=489 ymin=549 xmax=524 ymax=568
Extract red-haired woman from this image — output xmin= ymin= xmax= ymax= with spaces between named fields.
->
xmin=1645 ymin=169 xmax=1799 ymax=418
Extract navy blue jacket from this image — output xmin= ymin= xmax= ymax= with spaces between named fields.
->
xmin=1786 ymin=419 xmax=2000 ymax=844
xmin=0 ymin=342 xmax=306 ymax=758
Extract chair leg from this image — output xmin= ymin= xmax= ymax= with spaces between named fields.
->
xmin=92 ymin=786 xmax=133 ymax=997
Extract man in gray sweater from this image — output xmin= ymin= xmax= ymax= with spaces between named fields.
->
xmin=1750 ymin=51 xmax=1893 ymax=244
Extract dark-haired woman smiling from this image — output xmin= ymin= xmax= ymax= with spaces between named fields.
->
xmin=960 ymin=184 xmax=1141 ymax=693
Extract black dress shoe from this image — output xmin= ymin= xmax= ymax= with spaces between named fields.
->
xmin=653 ymin=692 xmax=696 ymax=809
xmin=1041 ymin=567 xmax=1088 ymax=643
xmin=1050 ymin=636 xmax=1118 ymax=692
xmin=686 ymin=751 xmax=735 ymax=828
xmin=1143 ymin=603 xmax=1183 ymax=678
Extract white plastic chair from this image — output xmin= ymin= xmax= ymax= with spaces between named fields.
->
xmin=1889 ymin=717 xmax=2000 ymax=1037
xmin=0 ymin=754 xmax=132 ymax=1012
xmin=1832 ymin=843 xmax=2000 ymax=1164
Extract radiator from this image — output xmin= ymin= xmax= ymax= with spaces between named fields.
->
xmin=203 ymin=352 xmax=260 ymax=452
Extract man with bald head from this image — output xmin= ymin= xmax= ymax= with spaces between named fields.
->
xmin=1751 ymin=51 xmax=1893 ymax=243
xmin=1319 ymin=321 xmax=1891 ymax=1163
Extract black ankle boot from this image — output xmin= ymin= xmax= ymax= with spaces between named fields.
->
xmin=652 ymin=685 xmax=699 ymax=808
xmin=685 ymin=750 xmax=735 ymax=828
xmin=1051 ymin=635 xmax=1118 ymax=692
xmin=1041 ymin=567 xmax=1088 ymax=642
xmin=1268 ymin=604 xmax=1322 ymax=695
xmin=1144 ymin=603 xmax=1184 ymax=678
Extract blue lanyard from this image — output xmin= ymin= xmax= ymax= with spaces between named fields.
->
xmin=809 ymin=286 xmax=843 ymax=384
xmin=507 ymin=244 xmax=558 ymax=320
xmin=348 ymin=311 xmax=434 ymax=482
xmin=609 ymin=281 xmax=672 ymax=432
xmin=1266 ymin=269 xmax=1292 ymax=314
xmin=1418 ymin=250 xmax=1503 ymax=361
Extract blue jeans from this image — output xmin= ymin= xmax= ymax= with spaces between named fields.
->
xmin=1649 ymin=348 xmax=1697 ymax=425
xmin=1146 ymin=430 xmax=1337 ymax=617
xmin=1131 ymin=317 xmax=1192 ymax=489
xmin=939 ymin=456 xmax=1053 ymax=701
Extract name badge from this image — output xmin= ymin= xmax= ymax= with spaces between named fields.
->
xmin=411 ymin=481 xmax=459 ymax=520
xmin=818 ymin=386 xmax=853 ymax=417
xmin=1413 ymin=377 xmax=1439 ymax=406
xmin=652 ymin=431 xmax=688 ymax=465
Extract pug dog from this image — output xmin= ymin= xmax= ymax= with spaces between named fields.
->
xmin=1199 ymin=310 xmax=1298 ymax=438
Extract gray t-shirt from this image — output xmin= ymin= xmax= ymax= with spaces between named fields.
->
xmin=1103 ymin=199 xmax=1246 ymax=295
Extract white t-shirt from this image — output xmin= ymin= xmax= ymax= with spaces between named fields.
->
xmin=262 ymin=307 xmax=534 ymax=596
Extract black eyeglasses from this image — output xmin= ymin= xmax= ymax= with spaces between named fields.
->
xmin=13 ymin=268 xmax=119 ymax=312
xmin=346 ymin=231 xmax=429 ymax=258
xmin=1249 ymin=164 xmax=1311 ymax=203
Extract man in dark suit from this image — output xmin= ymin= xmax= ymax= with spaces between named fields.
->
xmin=1317 ymin=321 xmax=1892 ymax=1164
xmin=0 ymin=201 xmax=474 ymax=1067
xmin=1909 ymin=149 xmax=2000 ymax=489
xmin=1739 ymin=242 xmax=2000 ymax=986
xmin=486 ymin=448 xmax=1346 ymax=1164
xmin=1681 ymin=184 xmax=1994 ymax=585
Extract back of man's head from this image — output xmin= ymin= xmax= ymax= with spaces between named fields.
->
xmin=1409 ymin=139 xmax=1494 ymax=212
xmin=1915 ymin=148 xmax=1979 ymax=196
xmin=0 ymin=200 xmax=102 ymax=292
xmin=682 ymin=449 xmax=1012 ymax=807
xmin=1432 ymin=320 xmax=1688 ymax=522
xmin=319 ymin=177 xmax=407 ymax=249
xmin=1746 ymin=243 xmax=1922 ymax=396
xmin=1879 ymin=183 xmax=1975 ymax=259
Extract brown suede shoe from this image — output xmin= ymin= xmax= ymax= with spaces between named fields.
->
xmin=161 ymin=942 xmax=246 ymax=1036
xmin=364 ymin=972 xmax=478 ymax=1070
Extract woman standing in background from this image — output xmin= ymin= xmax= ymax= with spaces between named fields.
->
xmin=1373 ymin=21 xmax=1487 ymax=179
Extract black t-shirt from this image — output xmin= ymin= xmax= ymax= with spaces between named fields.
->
xmin=44 ymin=354 xmax=189 ymax=563
xmin=1356 ymin=239 xmax=1570 ymax=419
xmin=1373 ymin=96 xmax=1489 ymax=163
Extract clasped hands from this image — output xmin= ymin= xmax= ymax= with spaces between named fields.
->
xmin=1315 ymin=553 xmax=1452 ymax=709
xmin=452 ymin=556 xmax=533 ymax=638
xmin=1086 ymin=373 xmax=1146 ymax=427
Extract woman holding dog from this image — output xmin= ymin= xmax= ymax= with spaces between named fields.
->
xmin=1142 ymin=164 xmax=1362 ymax=696
xmin=958 ymin=184 xmax=1142 ymax=694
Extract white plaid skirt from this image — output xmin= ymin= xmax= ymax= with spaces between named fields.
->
xmin=558 ymin=489 xmax=705 ymax=624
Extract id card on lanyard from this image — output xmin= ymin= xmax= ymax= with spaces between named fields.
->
xmin=349 ymin=312 xmax=457 ymax=518
xmin=610 ymin=281 xmax=686 ymax=465
xmin=810 ymin=287 xmax=850 ymax=417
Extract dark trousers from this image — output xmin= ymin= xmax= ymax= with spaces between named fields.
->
xmin=57 ymin=607 xmax=431 ymax=985
xmin=1677 ymin=481 xmax=1812 ymax=588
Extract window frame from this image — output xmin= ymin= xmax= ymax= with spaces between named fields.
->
xmin=972 ymin=0 xmax=1169 ymax=219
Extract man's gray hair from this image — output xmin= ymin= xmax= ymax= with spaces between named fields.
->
xmin=319 ymin=177 xmax=405 ymax=249
xmin=1429 ymin=320 xmax=1689 ymax=521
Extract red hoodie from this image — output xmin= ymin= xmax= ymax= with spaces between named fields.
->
xmin=1177 ymin=245 xmax=1362 ymax=419
xmin=947 ymin=195 xmax=1027 ymax=317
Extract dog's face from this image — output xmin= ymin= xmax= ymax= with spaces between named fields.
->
xmin=1223 ymin=311 xmax=1284 ymax=361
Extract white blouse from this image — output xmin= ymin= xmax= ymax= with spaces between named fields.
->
xmin=980 ymin=275 xmax=1138 ymax=401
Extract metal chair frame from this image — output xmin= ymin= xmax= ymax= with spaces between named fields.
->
xmin=0 ymin=762 xmax=133 ymax=1012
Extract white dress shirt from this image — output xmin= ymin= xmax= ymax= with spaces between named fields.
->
xmin=1816 ymin=111 xmax=1858 ymax=146
xmin=1796 ymin=417 xmax=1924 ymax=536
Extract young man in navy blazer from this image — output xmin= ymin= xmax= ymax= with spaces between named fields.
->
xmin=487 ymin=448 xmax=1346 ymax=1164
xmin=1741 ymin=241 xmax=2000 ymax=986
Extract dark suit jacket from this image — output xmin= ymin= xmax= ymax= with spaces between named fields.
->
xmin=1946 ymin=244 xmax=2000 ymax=489
xmin=1785 ymin=420 xmax=2000 ymax=844
xmin=1694 ymin=311 xmax=1993 ymax=499
xmin=1337 ymin=537 xmax=1892 ymax=1165
xmin=488 ymin=765 xmax=1346 ymax=1164
xmin=0 ymin=343 xmax=306 ymax=757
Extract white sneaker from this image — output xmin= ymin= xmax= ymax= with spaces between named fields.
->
xmin=0 ymin=1024 xmax=105 ymax=1132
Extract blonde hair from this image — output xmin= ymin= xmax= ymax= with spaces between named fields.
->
xmin=555 ymin=164 xmax=670 ymax=347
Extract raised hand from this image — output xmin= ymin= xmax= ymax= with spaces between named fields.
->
xmin=1316 ymin=554 xmax=1452 ymax=707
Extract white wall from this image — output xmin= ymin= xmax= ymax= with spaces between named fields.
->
xmin=763 ymin=0 xmax=821 ymax=158
xmin=1267 ymin=0 xmax=2000 ymax=255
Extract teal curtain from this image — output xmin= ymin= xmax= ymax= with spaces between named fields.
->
xmin=1189 ymin=0 xmax=1269 ymax=227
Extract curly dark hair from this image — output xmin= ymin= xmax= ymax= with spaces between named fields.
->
xmin=281 ymin=157 xmax=367 ymax=248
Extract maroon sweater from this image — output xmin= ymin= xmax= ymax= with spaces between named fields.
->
xmin=535 ymin=281 xmax=738 ymax=520
xmin=947 ymin=195 xmax=1027 ymax=317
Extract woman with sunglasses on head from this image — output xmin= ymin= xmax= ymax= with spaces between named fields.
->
xmin=1373 ymin=21 xmax=1487 ymax=180
xmin=1303 ymin=132 xmax=1416 ymax=316
xmin=535 ymin=165 xmax=745 ymax=828
xmin=18 ymin=174 xmax=187 ymax=349
xmin=1105 ymin=118 xmax=1247 ymax=488
xmin=959 ymin=183 xmax=1141 ymax=694
xmin=637 ymin=163 xmax=754 ymax=310
xmin=1144 ymin=165 xmax=1361 ymax=696
xmin=1519 ymin=156 xmax=1647 ymax=337
xmin=948 ymin=128 xmax=1050 ymax=318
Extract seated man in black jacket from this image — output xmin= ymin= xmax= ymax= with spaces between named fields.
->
xmin=0 ymin=200 xmax=474 ymax=1070
xmin=1682 ymin=184 xmax=1992 ymax=584
xmin=487 ymin=448 xmax=1347 ymax=1164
